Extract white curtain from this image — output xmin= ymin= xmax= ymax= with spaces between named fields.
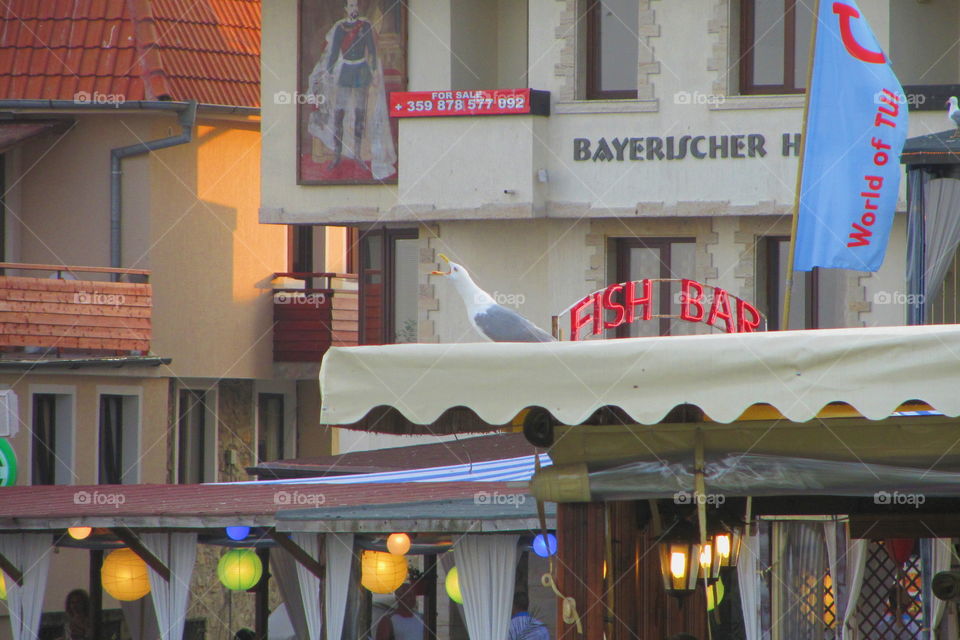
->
xmin=737 ymin=530 xmax=762 ymax=640
xmin=272 ymin=549 xmax=311 ymax=639
xmin=121 ymin=596 xmax=160 ymax=640
xmin=453 ymin=535 xmax=518 ymax=640
xmin=822 ymin=521 xmax=867 ymax=640
xmin=0 ymin=534 xmax=52 ymax=640
xmin=324 ymin=534 xmax=353 ymax=640
xmin=930 ymin=538 xmax=954 ymax=640
xmin=924 ymin=178 xmax=960 ymax=312
xmin=141 ymin=533 xmax=197 ymax=640
xmin=293 ymin=533 xmax=323 ymax=640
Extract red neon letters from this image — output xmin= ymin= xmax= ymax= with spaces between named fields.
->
xmin=569 ymin=279 xmax=762 ymax=340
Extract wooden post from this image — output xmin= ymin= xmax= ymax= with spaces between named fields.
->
xmin=782 ymin=0 xmax=822 ymax=330
xmin=89 ymin=550 xmax=104 ymax=640
xmin=556 ymin=502 xmax=605 ymax=639
xmin=255 ymin=547 xmax=270 ymax=640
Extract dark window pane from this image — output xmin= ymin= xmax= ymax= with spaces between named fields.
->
xmin=598 ymin=0 xmax=638 ymax=93
xmin=99 ymin=395 xmax=124 ymax=485
xmin=258 ymin=393 xmax=285 ymax=463
xmin=32 ymin=394 xmax=56 ymax=485
xmin=177 ymin=390 xmax=206 ymax=484
xmin=753 ymin=0 xmax=785 ymax=85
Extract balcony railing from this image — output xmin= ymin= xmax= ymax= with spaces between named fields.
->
xmin=0 ymin=262 xmax=151 ymax=356
xmin=273 ymin=272 xmax=359 ymax=362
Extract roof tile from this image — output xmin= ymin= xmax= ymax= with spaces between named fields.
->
xmin=0 ymin=0 xmax=259 ymax=106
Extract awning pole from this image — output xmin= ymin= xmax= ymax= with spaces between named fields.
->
xmin=782 ymin=0 xmax=822 ymax=330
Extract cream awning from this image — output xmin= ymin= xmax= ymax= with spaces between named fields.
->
xmin=319 ymin=324 xmax=960 ymax=428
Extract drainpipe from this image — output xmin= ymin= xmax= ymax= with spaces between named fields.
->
xmin=110 ymin=100 xmax=197 ymax=278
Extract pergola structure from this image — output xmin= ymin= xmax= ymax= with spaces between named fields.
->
xmin=0 ymin=480 xmax=553 ymax=640
xmin=318 ymin=325 xmax=960 ymax=638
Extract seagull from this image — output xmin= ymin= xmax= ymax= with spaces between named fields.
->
xmin=948 ymin=97 xmax=960 ymax=138
xmin=430 ymin=254 xmax=555 ymax=342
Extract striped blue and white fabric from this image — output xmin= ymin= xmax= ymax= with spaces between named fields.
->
xmin=223 ymin=454 xmax=551 ymax=486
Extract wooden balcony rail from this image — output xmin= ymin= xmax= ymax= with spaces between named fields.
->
xmin=272 ymin=272 xmax=359 ymax=362
xmin=0 ymin=263 xmax=151 ymax=355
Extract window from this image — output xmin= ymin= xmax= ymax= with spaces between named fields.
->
xmin=613 ymin=237 xmax=696 ymax=337
xmin=585 ymin=0 xmax=639 ymax=99
xmin=290 ymin=225 xmax=314 ymax=274
xmin=257 ymin=393 xmax=285 ymax=463
xmin=177 ymin=389 xmax=213 ymax=484
xmin=98 ymin=394 xmax=140 ymax=484
xmin=740 ymin=0 xmax=813 ymax=94
xmin=359 ymin=228 xmax=419 ymax=344
xmin=31 ymin=391 xmax=73 ymax=485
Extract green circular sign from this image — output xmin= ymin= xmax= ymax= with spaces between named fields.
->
xmin=0 ymin=438 xmax=17 ymax=487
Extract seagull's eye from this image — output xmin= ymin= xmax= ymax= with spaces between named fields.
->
xmin=453 ymin=267 xmax=459 ymax=272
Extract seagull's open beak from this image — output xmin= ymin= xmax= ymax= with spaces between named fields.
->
xmin=430 ymin=253 xmax=451 ymax=276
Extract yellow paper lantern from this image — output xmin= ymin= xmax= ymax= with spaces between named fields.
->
xmin=218 ymin=549 xmax=263 ymax=591
xmin=101 ymin=548 xmax=150 ymax=601
xmin=0 ymin=571 xmax=6 ymax=600
xmin=361 ymin=550 xmax=408 ymax=594
xmin=445 ymin=566 xmax=463 ymax=604
xmin=387 ymin=532 xmax=411 ymax=556
xmin=68 ymin=526 xmax=92 ymax=540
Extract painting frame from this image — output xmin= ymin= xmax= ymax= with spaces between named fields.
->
xmin=297 ymin=0 xmax=407 ymax=185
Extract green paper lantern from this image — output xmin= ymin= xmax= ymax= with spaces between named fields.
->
xmin=445 ymin=566 xmax=463 ymax=604
xmin=218 ymin=549 xmax=262 ymax=591
xmin=0 ymin=438 xmax=17 ymax=487
xmin=0 ymin=571 xmax=6 ymax=600
xmin=707 ymin=576 xmax=725 ymax=611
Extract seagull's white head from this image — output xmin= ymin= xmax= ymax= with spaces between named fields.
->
xmin=948 ymin=96 xmax=959 ymax=110
xmin=429 ymin=253 xmax=467 ymax=282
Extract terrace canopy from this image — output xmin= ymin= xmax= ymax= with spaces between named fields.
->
xmin=319 ymin=325 xmax=960 ymax=505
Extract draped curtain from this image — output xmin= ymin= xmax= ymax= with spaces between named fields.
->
xmin=271 ymin=549 xmax=311 ymax=639
xmin=293 ymin=533 xmax=323 ymax=640
xmin=737 ymin=530 xmax=762 ymax=640
xmin=822 ymin=521 xmax=867 ymax=640
xmin=453 ymin=535 xmax=518 ymax=640
xmin=141 ymin=533 xmax=197 ymax=640
xmin=927 ymin=538 xmax=954 ymax=640
xmin=922 ymin=178 xmax=960 ymax=318
xmin=121 ymin=596 xmax=160 ymax=640
xmin=324 ymin=533 xmax=354 ymax=640
xmin=906 ymin=168 xmax=930 ymax=324
xmin=776 ymin=522 xmax=827 ymax=640
xmin=0 ymin=534 xmax=52 ymax=640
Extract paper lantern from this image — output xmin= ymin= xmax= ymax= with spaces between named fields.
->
xmin=0 ymin=571 xmax=5 ymax=600
xmin=387 ymin=532 xmax=411 ymax=556
xmin=361 ymin=550 xmax=408 ymax=594
xmin=445 ymin=566 xmax=463 ymax=604
xmin=226 ymin=526 xmax=250 ymax=541
xmin=218 ymin=549 xmax=263 ymax=591
xmin=532 ymin=533 xmax=557 ymax=558
xmin=68 ymin=526 xmax=92 ymax=540
xmin=707 ymin=577 xmax=725 ymax=611
xmin=101 ymin=548 xmax=151 ymax=601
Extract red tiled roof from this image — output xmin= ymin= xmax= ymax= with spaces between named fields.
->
xmin=0 ymin=0 xmax=259 ymax=107
xmin=251 ymin=433 xmax=536 ymax=478
xmin=0 ymin=481 xmax=524 ymax=520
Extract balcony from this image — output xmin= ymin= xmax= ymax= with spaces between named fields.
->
xmin=273 ymin=272 xmax=359 ymax=362
xmin=0 ymin=263 xmax=151 ymax=357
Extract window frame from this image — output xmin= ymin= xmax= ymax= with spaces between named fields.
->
xmin=762 ymin=236 xmax=819 ymax=330
xmin=614 ymin=236 xmax=696 ymax=337
xmin=358 ymin=227 xmax=419 ymax=345
xmin=28 ymin=385 xmax=75 ymax=486
xmin=585 ymin=0 xmax=639 ymax=100
xmin=176 ymin=386 xmax=217 ymax=484
xmin=257 ymin=392 xmax=286 ymax=464
xmin=96 ymin=386 xmax=142 ymax=485
xmin=739 ymin=0 xmax=808 ymax=95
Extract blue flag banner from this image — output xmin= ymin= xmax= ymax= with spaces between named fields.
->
xmin=794 ymin=0 xmax=908 ymax=272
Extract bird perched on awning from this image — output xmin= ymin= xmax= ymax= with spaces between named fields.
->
xmin=431 ymin=254 xmax=555 ymax=342
xmin=948 ymin=97 xmax=960 ymax=137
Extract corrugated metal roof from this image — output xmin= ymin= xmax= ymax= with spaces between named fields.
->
xmin=0 ymin=0 xmax=259 ymax=107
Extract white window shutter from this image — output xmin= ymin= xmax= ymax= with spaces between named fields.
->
xmin=0 ymin=389 xmax=19 ymax=438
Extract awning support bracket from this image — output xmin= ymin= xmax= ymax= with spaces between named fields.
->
xmin=0 ymin=550 xmax=24 ymax=586
xmin=268 ymin=530 xmax=325 ymax=580
xmin=110 ymin=527 xmax=170 ymax=581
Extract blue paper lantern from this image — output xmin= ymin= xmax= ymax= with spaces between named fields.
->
xmin=226 ymin=526 xmax=250 ymax=541
xmin=533 ymin=533 xmax=557 ymax=558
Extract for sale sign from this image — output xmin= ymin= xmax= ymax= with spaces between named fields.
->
xmin=389 ymin=89 xmax=549 ymax=118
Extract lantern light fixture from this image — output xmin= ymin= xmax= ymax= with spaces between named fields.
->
xmin=445 ymin=566 xmax=464 ymax=604
xmin=532 ymin=533 xmax=558 ymax=558
xmin=387 ymin=532 xmax=411 ymax=556
xmin=218 ymin=549 xmax=263 ymax=591
xmin=361 ymin=550 xmax=408 ymax=594
xmin=101 ymin=548 xmax=151 ymax=601
xmin=657 ymin=518 xmax=701 ymax=597
xmin=225 ymin=526 xmax=251 ymax=541
xmin=711 ymin=522 xmax=743 ymax=570
xmin=68 ymin=526 xmax=92 ymax=541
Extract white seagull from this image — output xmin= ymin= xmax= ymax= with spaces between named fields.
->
xmin=948 ymin=97 xmax=960 ymax=138
xmin=430 ymin=254 xmax=555 ymax=342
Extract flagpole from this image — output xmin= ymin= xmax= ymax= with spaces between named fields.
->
xmin=782 ymin=0 xmax=822 ymax=330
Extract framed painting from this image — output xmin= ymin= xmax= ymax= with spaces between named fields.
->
xmin=298 ymin=0 xmax=406 ymax=184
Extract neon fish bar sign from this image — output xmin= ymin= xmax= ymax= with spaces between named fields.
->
xmin=566 ymin=279 xmax=764 ymax=341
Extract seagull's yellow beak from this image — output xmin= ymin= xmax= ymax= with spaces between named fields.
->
xmin=430 ymin=253 xmax=451 ymax=276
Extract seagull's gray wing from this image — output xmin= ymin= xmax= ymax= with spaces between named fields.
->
xmin=951 ymin=110 xmax=960 ymax=128
xmin=474 ymin=304 xmax=556 ymax=342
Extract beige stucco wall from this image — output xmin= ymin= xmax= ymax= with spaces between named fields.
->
xmin=147 ymin=118 xmax=285 ymax=380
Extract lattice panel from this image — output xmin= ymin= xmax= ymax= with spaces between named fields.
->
xmin=855 ymin=541 xmax=924 ymax=639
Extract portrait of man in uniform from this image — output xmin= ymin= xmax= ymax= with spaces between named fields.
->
xmin=298 ymin=0 xmax=406 ymax=184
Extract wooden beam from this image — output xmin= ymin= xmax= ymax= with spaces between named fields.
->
xmin=110 ymin=527 xmax=170 ymax=581
xmin=268 ymin=531 xmax=324 ymax=580
xmin=0 ymin=550 xmax=24 ymax=586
